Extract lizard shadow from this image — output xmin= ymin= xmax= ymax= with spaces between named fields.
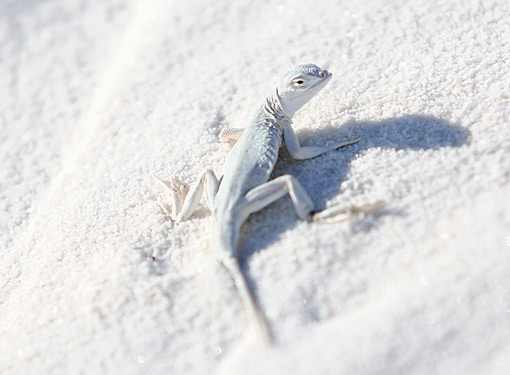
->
xmin=238 ymin=114 xmax=471 ymax=265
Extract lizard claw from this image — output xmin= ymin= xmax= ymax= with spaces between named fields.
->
xmin=170 ymin=176 xmax=189 ymax=200
xmin=334 ymin=136 xmax=362 ymax=150
xmin=156 ymin=198 xmax=173 ymax=217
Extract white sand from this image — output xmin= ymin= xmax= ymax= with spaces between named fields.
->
xmin=1 ymin=0 xmax=509 ymax=374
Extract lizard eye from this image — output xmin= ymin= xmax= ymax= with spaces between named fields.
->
xmin=293 ymin=80 xmax=304 ymax=86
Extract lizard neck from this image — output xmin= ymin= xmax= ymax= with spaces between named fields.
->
xmin=264 ymin=88 xmax=293 ymax=126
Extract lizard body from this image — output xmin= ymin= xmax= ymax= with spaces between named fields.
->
xmin=155 ymin=64 xmax=363 ymax=343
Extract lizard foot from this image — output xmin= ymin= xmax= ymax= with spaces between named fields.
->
xmin=312 ymin=200 xmax=386 ymax=223
xmin=153 ymin=175 xmax=189 ymax=220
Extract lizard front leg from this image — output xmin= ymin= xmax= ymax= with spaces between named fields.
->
xmin=154 ymin=169 xmax=219 ymax=222
xmin=283 ymin=124 xmax=361 ymax=160
xmin=219 ymin=128 xmax=244 ymax=144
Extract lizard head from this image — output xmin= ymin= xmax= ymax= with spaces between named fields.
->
xmin=275 ymin=64 xmax=332 ymax=116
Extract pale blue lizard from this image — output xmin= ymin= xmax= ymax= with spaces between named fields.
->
xmin=155 ymin=64 xmax=369 ymax=343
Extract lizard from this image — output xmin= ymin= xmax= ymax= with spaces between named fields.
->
xmin=154 ymin=64 xmax=368 ymax=343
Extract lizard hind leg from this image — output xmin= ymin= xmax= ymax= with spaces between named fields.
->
xmin=153 ymin=170 xmax=219 ymax=222
xmin=242 ymin=174 xmax=315 ymax=221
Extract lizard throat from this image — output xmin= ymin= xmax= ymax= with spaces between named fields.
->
xmin=264 ymin=88 xmax=292 ymax=125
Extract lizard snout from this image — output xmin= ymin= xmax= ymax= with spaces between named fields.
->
xmin=319 ymin=69 xmax=331 ymax=78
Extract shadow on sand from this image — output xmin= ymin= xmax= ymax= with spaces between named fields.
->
xmin=239 ymin=114 xmax=471 ymax=263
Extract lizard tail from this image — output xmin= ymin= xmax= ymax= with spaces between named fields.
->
xmin=220 ymin=255 xmax=273 ymax=344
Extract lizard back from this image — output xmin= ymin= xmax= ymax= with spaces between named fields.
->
xmin=212 ymin=107 xmax=284 ymax=252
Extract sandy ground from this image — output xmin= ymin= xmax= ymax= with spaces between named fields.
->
xmin=1 ymin=0 xmax=509 ymax=374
